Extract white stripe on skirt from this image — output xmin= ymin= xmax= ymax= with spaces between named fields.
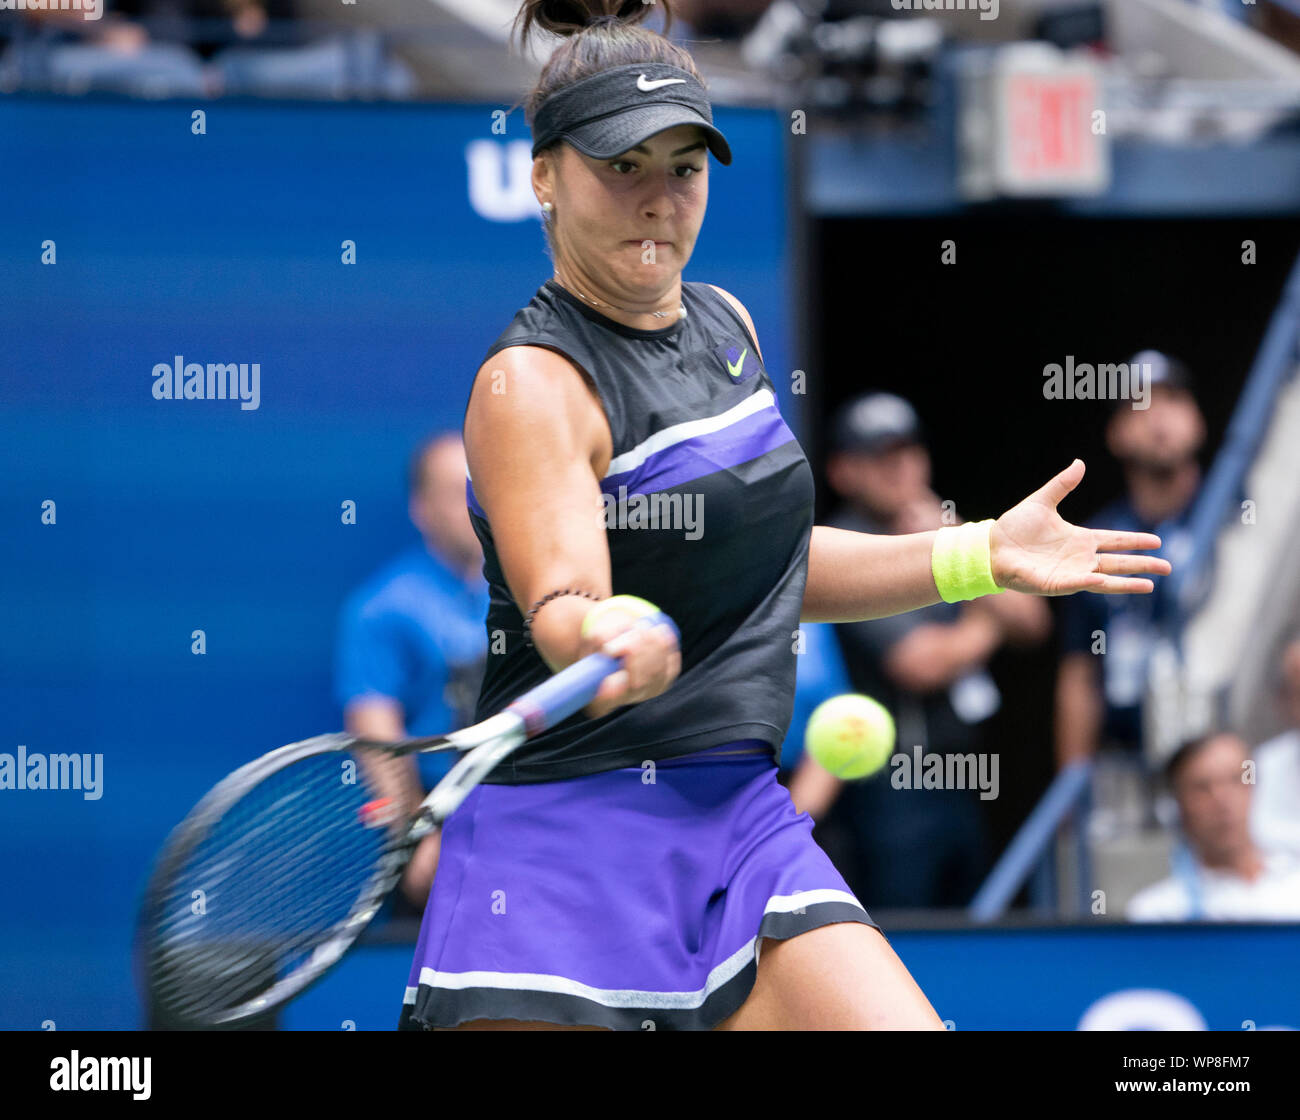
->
xmin=401 ymin=888 xmax=866 ymax=1011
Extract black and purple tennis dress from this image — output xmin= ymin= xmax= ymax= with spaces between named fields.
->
xmin=398 ymin=277 xmax=877 ymax=1030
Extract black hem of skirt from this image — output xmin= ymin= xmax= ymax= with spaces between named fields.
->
xmin=396 ymin=900 xmax=879 ymax=1031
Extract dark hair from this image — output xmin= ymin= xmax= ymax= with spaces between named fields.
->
xmin=513 ymin=1 xmax=685 ymax=87
xmin=1164 ymin=729 xmax=1247 ymax=786
xmin=511 ymin=1 xmax=702 ymax=256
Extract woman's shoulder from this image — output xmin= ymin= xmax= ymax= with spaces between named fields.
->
xmin=700 ymin=282 xmax=747 ymax=320
xmin=469 ymin=343 xmax=594 ymax=402
xmin=700 ymin=283 xmax=763 ymax=363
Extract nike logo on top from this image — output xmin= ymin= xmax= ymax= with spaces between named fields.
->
xmin=637 ymin=75 xmax=687 ymax=92
xmin=726 ymin=347 xmax=748 ymax=379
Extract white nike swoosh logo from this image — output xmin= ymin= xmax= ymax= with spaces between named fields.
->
xmin=637 ymin=75 xmax=687 ymax=92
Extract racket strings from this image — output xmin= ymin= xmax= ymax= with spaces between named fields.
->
xmin=147 ymin=749 xmax=401 ymax=1022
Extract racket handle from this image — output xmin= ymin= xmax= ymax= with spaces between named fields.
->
xmin=505 ymin=610 xmax=679 ymax=736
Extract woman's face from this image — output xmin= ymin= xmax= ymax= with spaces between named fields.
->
xmin=537 ymin=123 xmax=710 ymax=297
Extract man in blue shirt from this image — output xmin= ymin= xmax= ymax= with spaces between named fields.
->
xmin=1056 ymin=352 xmax=1204 ymax=837
xmin=335 ymin=432 xmax=489 ymax=908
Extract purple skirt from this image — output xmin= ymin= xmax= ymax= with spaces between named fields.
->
xmin=398 ymin=740 xmax=878 ymax=1030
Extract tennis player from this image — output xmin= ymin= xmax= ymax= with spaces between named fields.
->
xmin=398 ymin=0 xmax=1171 ymax=1031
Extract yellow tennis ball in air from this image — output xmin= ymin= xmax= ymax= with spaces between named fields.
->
xmin=804 ymin=694 xmax=895 ymax=780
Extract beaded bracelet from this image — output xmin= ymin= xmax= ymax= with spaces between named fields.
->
xmin=523 ymin=588 xmax=601 ymax=647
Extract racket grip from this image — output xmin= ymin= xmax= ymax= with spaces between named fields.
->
xmin=505 ymin=610 xmax=679 ymax=736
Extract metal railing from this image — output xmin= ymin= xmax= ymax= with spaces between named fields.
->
xmin=1163 ymin=251 xmax=1300 ymax=638
xmin=969 ymin=760 xmax=1092 ymax=921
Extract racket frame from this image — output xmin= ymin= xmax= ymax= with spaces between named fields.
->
xmin=137 ymin=611 xmax=676 ymax=1028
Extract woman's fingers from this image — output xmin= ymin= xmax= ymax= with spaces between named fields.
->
xmin=606 ymin=622 xmax=679 ymax=698
xmin=584 ymin=618 xmax=680 ymax=717
xmin=995 ymin=468 xmax=1174 ymax=598
xmin=1028 ymin=458 xmax=1086 ymax=510
xmin=1074 ymin=551 xmax=1170 ymax=594
xmin=1085 ymin=575 xmax=1156 ymax=595
xmin=1043 ymin=550 xmax=1169 ymax=596
xmin=1094 ymin=551 xmax=1172 ymax=577
xmin=591 ymin=670 xmax=630 ymax=710
xmin=1091 ymin=529 xmax=1164 ymax=553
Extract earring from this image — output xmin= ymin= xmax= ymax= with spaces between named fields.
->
xmin=541 ymin=202 xmax=553 ymax=213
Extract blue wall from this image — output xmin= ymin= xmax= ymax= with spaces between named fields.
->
xmin=0 ymin=95 xmax=794 ymax=1029
xmin=283 ymin=922 xmax=1300 ymax=1031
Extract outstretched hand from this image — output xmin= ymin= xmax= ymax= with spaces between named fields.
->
xmin=989 ymin=459 xmax=1172 ymax=596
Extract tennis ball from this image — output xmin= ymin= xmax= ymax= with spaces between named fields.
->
xmin=580 ymin=594 xmax=661 ymax=639
xmin=804 ymin=694 xmax=895 ymax=780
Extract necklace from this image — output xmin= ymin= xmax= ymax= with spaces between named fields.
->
xmin=561 ymin=279 xmax=687 ymax=321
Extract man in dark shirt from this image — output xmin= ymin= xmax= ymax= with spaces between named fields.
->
xmin=816 ymin=392 xmax=1050 ymax=909
xmin=1056 ymin=352 xmax=1203 ymax=838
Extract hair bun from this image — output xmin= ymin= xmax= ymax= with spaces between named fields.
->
xmin=516 ymin=0 xmax=671 ymax=45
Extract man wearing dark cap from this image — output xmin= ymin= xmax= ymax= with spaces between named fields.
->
xmin=1056 ymin=352 xmax=1205 ymax=839
xmin=815 ymin=392 xmax=1050 ymax=909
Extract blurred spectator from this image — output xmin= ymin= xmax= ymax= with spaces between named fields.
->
xmin=1127 ymin=731 xmax=1300 ymax=921
xmin=1 ymin=2 xmax=209 ymax=96
xmin=334 ymin=432 xmax=488 ymax=909
xmin=673 ymin=0 xmax=774 ymax=38
xmin=815 ymin=391 xmax=1050 ymax=909
xmin=1 ymin=0 xmax=412 ymax=99
xmin=112 ymin=0 xmax=307 ymax=61
xmin=1251 ymin=627 xmax=1300 ymax=857
xmin=1056 ymin=352 xmax=1204 ymax=840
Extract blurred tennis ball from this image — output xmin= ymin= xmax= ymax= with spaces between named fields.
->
xmin=804 ymin=694 xmax=895 ymax=780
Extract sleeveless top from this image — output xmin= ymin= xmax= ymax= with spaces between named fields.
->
xmin=466 ymin=277 xmax=814 ymax=783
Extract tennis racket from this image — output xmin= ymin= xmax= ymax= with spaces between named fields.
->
xmin=135 ymin=609 xmax=678 ymax=1029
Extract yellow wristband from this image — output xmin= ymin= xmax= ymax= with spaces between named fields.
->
xmin=931 ymin=519 xmax=1005 ymax=603
xmin=579 ymin=594 xmax=662 ymax=640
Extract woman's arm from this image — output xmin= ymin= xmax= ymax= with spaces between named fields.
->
xmin=700 ymin=293 xmax=1169 ymax=622
xmin=802 ymin=525 xmax=942 ymax=623
xmin=803 ymin=460 xmax=1172 ymax=623
xmin=464 ymin=345 xmax=680 ymax=717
